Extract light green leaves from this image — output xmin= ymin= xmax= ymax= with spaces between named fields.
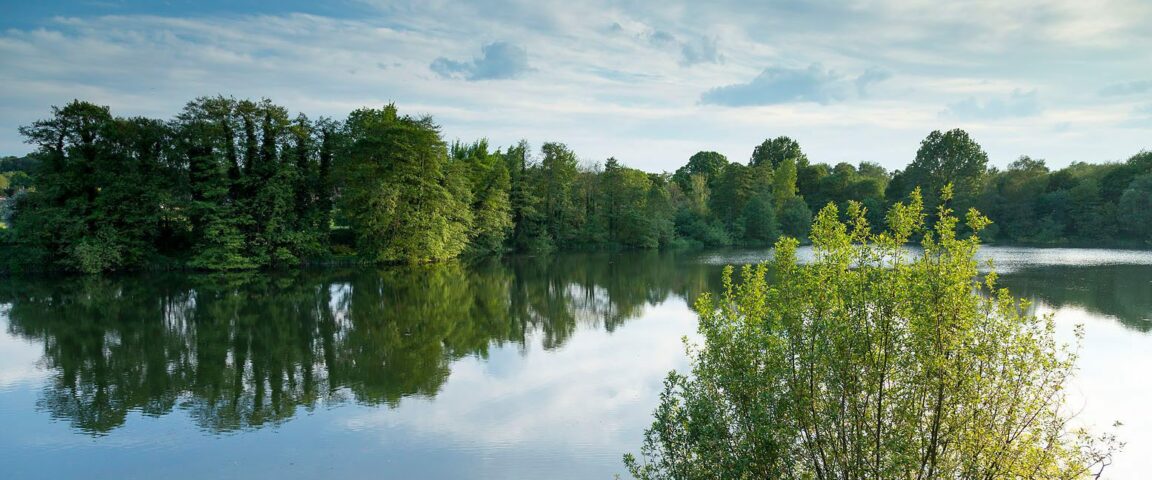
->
xmin=626 ymin=190 xmax=1119 ymax=480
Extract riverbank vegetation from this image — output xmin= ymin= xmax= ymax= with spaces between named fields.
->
xmin=0 ymin=97 xmax=1149 ymax=273
xmin=624 ymin=190 xmax=1122 ymax=479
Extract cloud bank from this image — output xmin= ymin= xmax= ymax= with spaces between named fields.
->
xmin=0 ymin=0 xmax=1150 ymax=174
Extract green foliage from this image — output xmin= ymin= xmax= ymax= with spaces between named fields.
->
xmin=504 ymin=140 xmax=552 ymax=252
xmin=673 ymin=151 xmax=728 ymax=193
xmin=738 ymin=193 xmax=778 ymax=245
xmin=602 ymin=158 xmax=660 ymax=248
xmin=536 ymin=142 xmax=581 ymax=245
xmin=674 ymin=209 xmax=732 ymax=248
xmin=776 ymin=196 xmax=812 ymax=239
xmin=175 ymin=97 xmax=318 ymax=269
xmin=338 ymin=105 xmax=472 ymax=263
xmin=0 ymin=154 xmax=40 ymax=173
xmin=1118 ymin=173 xmax=1152 ymax=243
xmin=2 ymin=170 xmax=32 ymax=193
xmin=771 ymin=156 xmax=797 ymax=209
xmin=893 ymin=129 xmax=989 ymax=211
xmin=978 ymin=156 xmax=1050 ymax=242
xmin=802 ymin=162 xmax=888 ymax=223
xmin=711 ymin=163 xmax=760 ymax=232
xmin=7 ymin=101 xmax=176 ymax=272
xmin=4 ymin=98 xmax=1149 ymax=272
xmin=646 ymin=176 xmax=677 ymax=247
xmin=750 ymin=136 xmax=808 ymax=170
xmin=625 ymin=191 xmax=1120 ymax=479
xmin=452 ymin=140 xmax=514 ymax=255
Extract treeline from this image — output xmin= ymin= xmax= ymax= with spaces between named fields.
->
xmin=0 ymin=97 xmax=1150 ymax=273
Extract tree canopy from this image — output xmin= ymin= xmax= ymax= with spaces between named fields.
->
xmin=2 ymin=97 xmax=1150 ymax=273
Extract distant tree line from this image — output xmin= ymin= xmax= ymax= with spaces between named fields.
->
xmin=0 ymin=98 xmax=1149 ymax=273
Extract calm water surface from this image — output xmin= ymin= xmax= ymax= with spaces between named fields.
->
xmin=0 ymin=247 xmax=1149 ymax=479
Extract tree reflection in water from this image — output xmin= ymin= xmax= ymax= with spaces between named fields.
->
xmin=7 ymin=252 xmax=1143 ymax=436
xmin=997 ymin=264 xmax=1152 ymax=333
xmin=0 ymin=252 xmax=716 ymax=434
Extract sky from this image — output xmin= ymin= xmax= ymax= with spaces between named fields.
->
xmin=0 ymin=0 xmax=1150 ymax=172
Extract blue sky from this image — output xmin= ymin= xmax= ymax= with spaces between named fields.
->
xmin=1 ymin=0 xmax=1150 ymax=172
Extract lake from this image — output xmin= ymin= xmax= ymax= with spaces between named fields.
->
xmin=1 ymin=247 xmax=1149 ymax=479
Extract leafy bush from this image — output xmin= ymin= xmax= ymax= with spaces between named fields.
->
xmin=625 ymin=187 xmax=1120 ymax=479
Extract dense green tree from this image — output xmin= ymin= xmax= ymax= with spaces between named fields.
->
xmin=9 ymin=101 xmax=179 ymax=272
xmin=535 ymin=142 xmax=581 ymax=246
xmin=672 ymin=151 xmax=728 ymax=193
xmin=504 ymin=140 xmax=549 ymax=251
xmin=175 ymin=97 xmax=258 ymax=270
xmin=572 ymin=164 xmax=602 ymax=244
xmin=452 ymin=140 xmax=514 ymax=254
xmin=0 ymin=154 xmax=40 ymax=173
xmin=645 ymin=174 xmax=677 ymax=248
xmin=680 ymin=173 xmax=712 ymax=216
xmin=891 ymin=129 xmax=988 ymax=213
xmin=749 ymin=136 xmax=808 ymax=170
xmin=797 ymin=161 xmax=830 ymax=201
xmin=776 ymin=196 xmax=812 ymax=239
xmin=771 ymin=156 xmax=798 ymax=210
xmin=243 ymin=100 xmax=310 ymax=266
xmin=338 ymin=105 xmax=472 ymax=263
xmin=739 ymin=192 xmax=779 ymax=245
xmin=1 ymin=170 xmax=32 ymax=193
xmin=1118 ymin=173 xmax=1152 ymax=242
xmin=601 ymin=157 xmax=658 ymax=248
xmin=710 ymin=163 xmax=758 ymax=235
xmin=978 ymin=156 xmax=1049 ymax=242
xmin=1069 ymin=178 xmax=1118 ymax=241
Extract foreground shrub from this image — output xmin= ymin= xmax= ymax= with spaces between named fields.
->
xmin=625 ymin=187 xmax=1120 ymax=479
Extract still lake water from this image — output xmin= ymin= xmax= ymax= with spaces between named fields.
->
xmin=1 ymin=247 xmax=1149 ymax=479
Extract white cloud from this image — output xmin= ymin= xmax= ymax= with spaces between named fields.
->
xmin=0 ymin=1 xmax=1149 ymax=173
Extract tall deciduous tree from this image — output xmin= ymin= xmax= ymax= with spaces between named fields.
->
xmin=176 ymin=97 xmax=256 ymax=270
xmin=11 ymin=101 xmax=178 ymax=272
xmin=750 ymin=136 xmax=808 ymax=170
xmin=536 ymin=142 xmax=580 ymax=245
xmin=893 ymin=129 xmax=988 ymax=212
xmin=504 ymin=140 xmax=549 ymax=251
xmin=1118 ymin=173 xmax=1152 ymax=243
xmin=673 ymin=151 xmax=729 ymax=193
xmin=602 ymin=157 xmax=657 ymax=248
xmin=338 ymin=104 xmax=472 ymax=263
xmin=452 ymin=139 xmax=513 ymax=254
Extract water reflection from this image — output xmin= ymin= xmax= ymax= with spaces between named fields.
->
xmin=0 ymin=253 xmax=715 ymax=435
xmin=997 ymin=264 xmax=1152 ymax=333
xmin=1 ymin=248 xmax=1151 ymax=478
